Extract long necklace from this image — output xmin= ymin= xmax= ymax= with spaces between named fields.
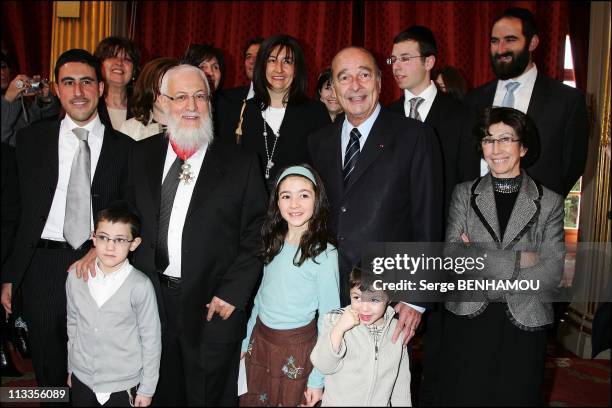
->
xmin=262 ymin=109 xmax=280 ymax=179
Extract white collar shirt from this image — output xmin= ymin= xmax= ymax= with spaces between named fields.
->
xmin=41 ymin=114 xmax=105 ymax=241
xmin=340 ymin=103 xmax=381 ymax=166
xmin=161 ymin=142 xmax=208 ymax=278
xmin=402 ymin=80 xmax=438 ymax=121
xmin=87 ymin=258 xmax=133 ymax=308
xmin=246 ymin=82 xmax=255 ymax=100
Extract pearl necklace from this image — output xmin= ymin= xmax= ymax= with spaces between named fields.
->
xmin=262 ymin=110 xmax=280 ymax=179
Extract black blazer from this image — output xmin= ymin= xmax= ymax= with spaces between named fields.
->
xmin=217 ymin=97 xmax=330 ymax=184
xmin=308 ymin=108 xmax=444 ymax=302
xmin=388 ymin=91 xmax=478 ymax=217
xmin=97 ymin=98 xmax=134 ymax=130
xmin=3 ymin=119 xmax=133 ymax=287
xmin=465 ymin=73 xmax=589 ymax=197
xmin=126 ymin=135 xmax=267 ymax=345
xmin=221 ymin=85 xmax=250 ymax=105
xmin=1 ymin=143 xmax=19 ymax=264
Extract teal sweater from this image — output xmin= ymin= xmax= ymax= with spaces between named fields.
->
xmin=242 ymin=242 xmax=340 ymax=388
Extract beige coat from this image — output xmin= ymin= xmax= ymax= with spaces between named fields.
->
xmin=310 ymin=306 xmax=411 ymax=406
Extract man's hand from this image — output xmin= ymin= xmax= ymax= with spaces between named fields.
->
xmin=392 ymin=303 xmax=422 ymax=346
xmin=1 ymin=283 xmax=12 ymax=317
xmin=134 ymin=395 xmax=152 ymax=407
xmin=67 ymin=373 xmax=72 ymax=388
xmin=206 ymin=296 xmax=235 ymax=321
xmin=69 ymin=247 xmax=97 ymax=281
xmin=302 ymin=387 xmax=323 ymax=407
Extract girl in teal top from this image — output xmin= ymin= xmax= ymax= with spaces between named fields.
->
xmin=240 ymin=164 xmax=340 ymax=407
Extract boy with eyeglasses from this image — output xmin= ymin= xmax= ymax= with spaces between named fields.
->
xmin=65 ymin=200 xmax=161 ymax=407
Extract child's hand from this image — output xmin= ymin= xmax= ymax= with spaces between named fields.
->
xmin=67 ymin=373 xmax=72 ymax=388
xmin=334 ymin=308 xmax=360 ymax=334
xmin=134 ymin=395 xmax=152 ymax=407
xmin=302 ymin=387 xmax=323 ymax=406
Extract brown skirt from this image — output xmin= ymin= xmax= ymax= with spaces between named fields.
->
xmin=239 ymin=317 xmax=317 ymax=407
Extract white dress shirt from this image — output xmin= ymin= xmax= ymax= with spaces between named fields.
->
xmin=41 ymin=114 xmax=105 ymax=241
xmin=480 ymin=64 xmax=538 ymax=176
xmin=161 ymin=142 xmax=208 ymax=278
xmin=246 ymin=82 xmax=255 ymax=100
xmin=261 ymin=106 xmax=286 ymax=135
xmin=402 ymin=80 xmax=438 ymax=121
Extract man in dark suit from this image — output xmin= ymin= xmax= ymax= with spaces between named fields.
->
xmin=221 ymin=37 xmax=263 ymax=104
xmin=308 ymin=46 xmax=444 ymax=345
xmin=0 ymin=49 xmax=133 ymax=387
xmin=126 ymin=64 xmax=267 ymax=406
xmin=387 ymin=25 xmax=477 ymax=217
xmin=465 ymin=7 xmax=588 ymax=197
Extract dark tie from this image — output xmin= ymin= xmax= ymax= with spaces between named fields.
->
xmin=64 ymin=127 xmax=91 ymax=249
xmin=408 ymin=97 xmax=424 ymax=121
xmin=155 ymin=156 xmax=183 ymax=271
xmin=343 ymin=128 xmax=361 ymax=185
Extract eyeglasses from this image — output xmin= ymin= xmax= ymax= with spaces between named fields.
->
xmin=162 ymin=93 xmax=210 ymax=105
xmin=386 ymin=55 xmax=424 ymax=65
xmin=481 ymin=136 xmax=521 ymax=146
xmin=93 ymin=233 xmax=135 ymax=246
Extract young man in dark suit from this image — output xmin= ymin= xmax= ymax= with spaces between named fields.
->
xmin=387 ymin=25 xmax=477 ymax=217
xmin=126 ymin=64 xmax=267 ymax=406
xmin=465 ymin=7 xmax=589 ymax=197
xmin=0 ymin=49 xmax=133 ymax=387
xmin=222 ymin=37 xmax=263 ymax=104
xmin=308 ymin=46 xmax=444 ymax=346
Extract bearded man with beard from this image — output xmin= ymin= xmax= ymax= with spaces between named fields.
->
xmin=465 ymin=7 xmax=588 ymax=198
xmin=125 ymin=64 xmax=267 ymax=406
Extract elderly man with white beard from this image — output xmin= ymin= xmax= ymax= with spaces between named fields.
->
xmin=124 ymin=64 xmax=268 ymax=406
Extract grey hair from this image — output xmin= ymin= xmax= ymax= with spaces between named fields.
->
xmin=159 ymin=64 xmax=212 ymax=114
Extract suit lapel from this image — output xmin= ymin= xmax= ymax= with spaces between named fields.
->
xmin=92 ymin=126 xmax=116 ymax=188
xmin=472 ymin=176 xmax=502 ymax=244
xmin=319 ymin=120 xmax=343 ymax=199
xmin=146 ymin=134 xmax=168 ymax=205
xmin=39 ymin=121 xmax=61 ymax=209
xmin=343 ymin=112 xmax=391 ymax=194
xmin=526 ymin=74 xmax=548 ymax=121
xmin=425 ymin=93 xmax=443 ymax=125
xmin=501 ymin=174 xmax=540 ymax=248
xmin=186 ymin=143 xmax=224 ymax=219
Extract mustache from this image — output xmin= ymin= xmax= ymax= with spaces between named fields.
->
xmin=494 ymin=52 xmax=514 ymax=60
xmin=70 ymin=98 xmax=90 ymax=103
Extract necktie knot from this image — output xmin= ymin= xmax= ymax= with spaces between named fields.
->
xmin=72 ymin=127 xmax=89 ymax=142
xmin=408 ymin=97 xmax=425 ymax=121
xmin=350 ymin=127 xmax=362 ymax=142
xmin=505 ymin=82 xmax=520 ymax=93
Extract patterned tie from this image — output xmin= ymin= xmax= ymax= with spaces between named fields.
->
xmin=408 ymin=97 xmax=425 ymax=121
xmin=64 ymin=128 xmax=91 ymax=249
xmin=343 ymin=128 xmax=361 ymax=186
xmin=501 ymin=82 xmax=520 ymax=108
xmin=155 ymin=156 xmax=183 ymax=271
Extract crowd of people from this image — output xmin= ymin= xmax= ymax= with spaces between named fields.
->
xmin=0 ymin=6 xmax=588 ymax=407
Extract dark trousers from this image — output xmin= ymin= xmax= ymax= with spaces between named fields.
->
xmin=21 ymin=246 xmax=88 ymax=387
xmin=154 ymin=284 xmax=240 ymax=407
xmin=71 ymin=374 xmax=136 ymax=407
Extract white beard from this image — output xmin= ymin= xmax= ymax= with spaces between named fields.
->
xmin=166 ymin=112 xmax=214 ymax=152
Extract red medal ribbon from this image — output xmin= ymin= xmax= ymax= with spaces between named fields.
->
xmin=169 ymin=139 xmax=197 ymax=161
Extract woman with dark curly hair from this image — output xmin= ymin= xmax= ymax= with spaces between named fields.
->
xmin=240 ymin=164 xmax=339 ymax=407
xmin=94 ymin=36 xmax=141 ymax=130
xmin=218 ymin=35 xmax=329 ymax=187
xmin=437 ymin=107 xmax=565 ymax=406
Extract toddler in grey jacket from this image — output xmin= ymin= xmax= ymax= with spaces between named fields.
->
xmin=66 ymin=202 xmax=161 ymax=407
xmin=311 ymin=268 xmax=411 ymax=406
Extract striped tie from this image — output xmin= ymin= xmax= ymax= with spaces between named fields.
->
xmin=408 ymin=97 xmax=424 ymax=121
xmin=343 ymin=128 xmax=361 ymax=185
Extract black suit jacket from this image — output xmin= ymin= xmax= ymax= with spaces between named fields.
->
xmin=308 ymin=108 xmax=444 ymax=302
xmin=221 ymin=85 xmax=250 ymax=105
xmin=1 ymin=143 xmax=19 ymax=264
xmin=465 ymin=73 xmax=589 ymax=197
xmin=3 ymin=118 xmax=133 ymax=286
xmin=217 ymin=97 xmax=330 ymax=184
xmin=126 ymin=135 xmax=267 ymax=346
xmin=389 ymin=92 xmax=478 ymax=217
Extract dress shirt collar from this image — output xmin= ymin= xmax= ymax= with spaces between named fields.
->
xmin=403 ymin=80 xmax=438 ymax=103
xmin=62 ymin=112 xmax=105 ymax=137
xmin=342 ymin=103 xmax=381 ymax=141
xmin=93 ymin=258 xmax=132 ymax=281
xmin=497 ymin=63 xmax=538 ymax=91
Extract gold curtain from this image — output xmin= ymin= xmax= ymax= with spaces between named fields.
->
xmin=49 ymin=1 xmax=113 ymax=80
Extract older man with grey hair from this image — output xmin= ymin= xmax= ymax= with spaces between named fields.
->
xmin=125 ymin=64 xmax=267 ymax=406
